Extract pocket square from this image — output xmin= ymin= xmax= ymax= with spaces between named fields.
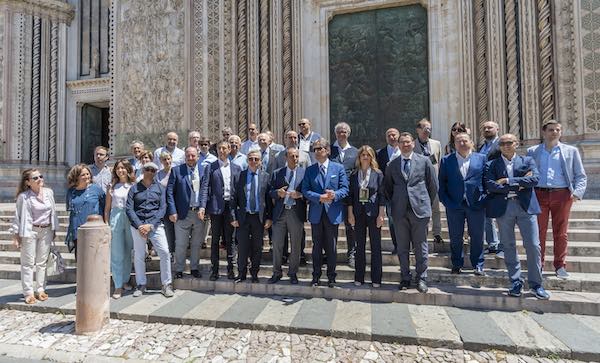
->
xmin=330 ymin=175 xmax=337 ymax=178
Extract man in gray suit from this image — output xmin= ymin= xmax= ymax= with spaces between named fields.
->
xmin=274 ymin=130 xmax=311 ymax=170
xmin=413 ymin=118 xmax=443 ymax=244
xmin=384 ymin=132 xmax=438 ymax=293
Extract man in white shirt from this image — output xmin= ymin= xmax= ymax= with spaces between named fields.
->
xmin=89 ymin=146 xmax=112 ymax=193
xmin=229 ymin=135 xmax=248 ymax=170
xmin=241 ymin=123 xmax=260 ymax=154
xmin=198 ymin=136 xmax=217 ymax=167
xmin=154 ymin=131 xmax=185 ymax=168
xmin=376 ymin=128 xmax=401 ymax=254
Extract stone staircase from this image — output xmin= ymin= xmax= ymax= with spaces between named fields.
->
xmin=1 ymin=202 xmax=600 ymax=316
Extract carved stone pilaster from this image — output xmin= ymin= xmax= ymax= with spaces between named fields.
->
xmin=247 ymin=0 xmax=260 ymax=135
xmin=537 ymin=0 xmax=555 ymax=124
xmin=291 ymin=0 xmax=302 ymax=127
xmin=579 ymin=0 xmax=600 ymax=133
xmin=0 ymin=12 xmax=4 ymax=159
xmin=259 ymin=0 xmax=270 ymax=132
xmin=504 ymin=0 xmax=520 ymax=137
xmin=270 ymin=0 xmax=283 ymax=141
xmin=30 ymin=16 xmax=40 ymax=162
xmin=237 ymin=0 xmax=247 ymax=138
xmin=282 ymin=0 xmax=293 ymax=133
xmin=458 ymin=0 xmax=477 ymax=133
xmin=474 ymin=0 xmax=488 ymax=125
xmin=486 ymin=0 xmax=507 ymax=132
xmin=0 ymin=0 xmax=74 ymax=25
xmin=518 ymin=0 xmax=542 ymax=141
xmin=48 ymin=21 xmax=58 ymax=163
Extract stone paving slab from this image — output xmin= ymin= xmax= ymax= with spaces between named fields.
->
xmin=0 ymin=279 xmax=600 ymax=360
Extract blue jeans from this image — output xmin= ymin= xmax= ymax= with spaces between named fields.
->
xmin=496 ymin=200 xmax=543 ymax=288
xmin=110 ymin=208 xmax=133 ymax=288
xmin=446 ymin=205 xmax=485 ymax=269
xmin=485 ymin=217 xmax=501 ymax=250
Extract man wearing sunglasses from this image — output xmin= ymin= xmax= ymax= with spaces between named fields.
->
xmin=485 ymin=134 xmax=549 ymax=300
xmin=301 ymin=138 xmax=349 ymax=288
xmin=231 ymin=150 xmax=272 ymax=283
xmin=197 ymin=136 xmax=217 ymax=167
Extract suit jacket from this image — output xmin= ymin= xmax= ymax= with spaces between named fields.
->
xmin=269 ymin=166 xmax=307 ymax=222
xmin=383 ymin=153 xmax=437 ymax=220
xmin=301 ymin=161 xmax=349 ymax=225
xmin=376 ymin=147 xmax=392 ymax=176
xmin=199 ymin=160 xmax=242 ymax=216
xmin=438 ymin=152 xmax=487 ymax=210
xmin=330 ymin=144 xmax=358 ymax=178
xmin=414 ymin=138 xmax=442 ymax=170
xmin=166 ymin=163 xmax=207 ymax=219
xmin=260 ymin=148 xmax=279 ymax=175
xmin=484 ymin=155 xmax=541 ymax=217
xmin=231 ymin=169 xmax=272 ymax=224
xmin=273 ymin=149 xmax=311 ymax=170
xmin=527 ymin=142 xmax=587 ymax=199
xmin=478 ymin=138 xmax=501 ymax=161
xmin=347 ymin=169 xmax=385 ymax=217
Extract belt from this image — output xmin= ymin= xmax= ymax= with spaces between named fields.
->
xmin=284 ymin=204 xmax=296 ymax=210
xmin=246 ymin=211 xmax=259 ymax=215
xmin=535 ymin=187 xmax=568 ymax=192
xmin=189 ymin=207 xmax=201 ymax=212
xmin=33 ymin=224 xmax=50 ymax=228
xmin=507 ymin=196 xmax=519 ymax=201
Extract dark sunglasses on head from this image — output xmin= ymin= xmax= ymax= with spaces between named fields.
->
xmin=144 ymin=168 xmax=157 ymax=173
xmin=30 ymin=175 xmax=44 ymax=181
xmin=499 ymin=141 xmax=515 ymax=146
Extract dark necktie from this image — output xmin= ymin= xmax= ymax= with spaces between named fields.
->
xmin=249 ymin=172 xmax=257 ymax=213
xmin=319 ymin=164 xmax=326 ymax=186
xmin=403 ymin=159 xmax=410 ymax=176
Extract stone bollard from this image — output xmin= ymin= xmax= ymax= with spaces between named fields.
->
xmin=75 ymin=214 xmax=111 ymax=335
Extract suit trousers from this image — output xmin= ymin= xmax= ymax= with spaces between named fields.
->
xmin=496 ymin=200 xmax=543 ymax=288
xmin=163 ymin=217 xmax=176 ymax=253
xmin=272 ymin=208 xmax=304 ymax=277
xmin=237 ymin=213 xmax=264 ymax=278
xmin=394 ymin=208 xmax=429 ymax=281
xmin=131 ymin=224 xmax=172 ymax=286
xmin=109 ymin=208 xmax=133 ymax=289
xmin=354 ymin=211 xmax=382 ymax=284
xmin=174 ymin=210 xmax=208 ymax=272
xmin=385 ymin=203 xmax=398 ymax=250
xmin=311 ymin=211 xmax=339 ymax=281
xmin=535 ymin=188 xmax=573 ymax=270
xmin=431 ymin=194 xmax=442 ymax=237
xmin=20 ymin=226 xmax=52 ymax=297
xmin=344 ymin=219 xmax=356 ymax=259
xmin=446 ymin=204 xmax=485 ymax=269
xmin=210 ymin=206 xmax=235 ymax=275
xmin=484 ymin=217 xmax=500 ymax=249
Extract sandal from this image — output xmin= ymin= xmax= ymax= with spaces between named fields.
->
xmin=25 ymin=295 xmax=36 ymax=304
xmin=35 ymin=291 xmax=48 ymax=301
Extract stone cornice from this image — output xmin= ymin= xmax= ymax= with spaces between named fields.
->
xmin=0 ymin=0 xmax=74 ymax=24
xmin=66 ymin=77 xmax=111 ymax=91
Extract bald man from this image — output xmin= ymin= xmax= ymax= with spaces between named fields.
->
xmin=154 ymin=131 xmax=185 ymax=168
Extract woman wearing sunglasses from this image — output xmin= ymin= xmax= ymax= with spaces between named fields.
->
xmin=9 ymin=169 xmax=59 ymax=304
xmin=444 ymin=122 xmax=468 ymax=155
xmin=65 ymin=164 xmax=106 ymax=256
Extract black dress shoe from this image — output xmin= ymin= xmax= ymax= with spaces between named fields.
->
xmin=227 ymin=271 xmax=235 ymax=280
xmin=289 ymin=274 xmax=298 ymax=284
xmin=209 ymin=273 xmax=218 ymax=281
xmin=191 ymin=270 xmax=202 ymax=278
xmin=175 ymin=272 xmax=184 ymax=279
xmin=433 ymin=235 xmax=444 ymax=244
xmin=268 ymin=275 xmax=281 ymax=284
xmin=311 ymin=279 xmax=319 ymax=287
xmin=235 ymin=276 xmax=246 ymax=283
xmin=474 ymin=266 xmax=486 ymax=276
xmin=417 ymin=279 xmax=428 ymax=293
xmin=451 ymin=267 xmax=461 ymax=274
xmin=399 ymin=280 xmax=410 ymax=290
xmin=327 ymin=279 xmax=336 ymax=288
xmin=251 ymin=276 xmax=259 ymax=283
xmin=485 ymin=246 xmax=498 ymax=254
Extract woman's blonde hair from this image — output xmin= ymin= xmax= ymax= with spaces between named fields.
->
xmin=67 ymin=164 xmax=92 ymax=188
xmin=354 ymin=145 xmax=380 ymax=172
xmin=138 ymin=150 xmax=153 ymax=162
xmin=16 ymin=168 xmax=40 ymax=198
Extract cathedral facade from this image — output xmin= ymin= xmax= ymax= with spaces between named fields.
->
xmin=1 ymin=0 xmax=600 ymax=200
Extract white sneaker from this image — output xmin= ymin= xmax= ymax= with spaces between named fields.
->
xmin=162 ymin=284 xmax=175 ymax=298
xmin=133 ymin=285 xmax=146 ymax=297
xmin=372 ymin=283 xmax=381 ymax=288
xmin=354 ymin=281 xmax=362 ymax=286
xmin=556 ymin=267 xmax=570 ymax=280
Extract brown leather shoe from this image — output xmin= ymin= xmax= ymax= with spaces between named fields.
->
xmin=25 ymin=295 xmax=36 ymax=304
xmin=35 ymin=291 xmax=48 ymax=301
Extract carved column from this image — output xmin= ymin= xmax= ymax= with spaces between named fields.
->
xmin=48 ymin=21 xmax=58 ymax=163
xmin=246 ymin=0 xmax=260 ymax=135
xmin=259 ymin=0 xmax=270 ymax=132
xmin=458 ymin=0 xmax=477 ymax=133
xmin=486 ymin=0 xmax=507 ymax=132
xmin=237 ymin=0 xmax=247 ymax=138
xmin=282 ymin=0 xmax=293 ymax=133
xmin=270 ymin=0 xmax=283 ymax=141
xmin=291 ymin=0 xmax=302 ymax=127
xmin=474 ymin=0 xmax=488 ymax=127
xmin=518 ymin=0 xmax=542 ymax=141
xmin=504 ymin=0 xmax=521 ymax=137
xmin=537 ymin=0 xmax=555 ymax=124
xmin=30 ymin=16 xmax=41 ymax=162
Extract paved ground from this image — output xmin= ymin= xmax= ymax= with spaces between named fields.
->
xmin=0 ymin=310 xmax=592 ymax=363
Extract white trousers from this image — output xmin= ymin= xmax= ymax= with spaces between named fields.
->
xmin=20 ymin=226 xmax=52 ymax=296
xmin=130 ymin=224 xmax=172 ymax=286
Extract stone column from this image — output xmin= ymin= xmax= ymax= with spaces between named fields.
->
xmin=246 ymin=0 xmax=260 ymax=135
xmin=486 ymin=0 xmax=508 ymax=133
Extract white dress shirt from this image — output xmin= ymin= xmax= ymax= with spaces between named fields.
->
xmin=502 ymin=155 xmax=518 ymax=198
xmin=456 ymin=151 xmax=472 ymax=201
xmin=219 ymin=159 xmax=232 ymax=201
xmin=333 ymin=141 xmax=352 ymax=162
xmin=387 ymin=145 xmax=401 ymax=164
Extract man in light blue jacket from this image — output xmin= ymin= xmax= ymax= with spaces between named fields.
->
xmin=527 ymin=120 xmax=587 ymax=280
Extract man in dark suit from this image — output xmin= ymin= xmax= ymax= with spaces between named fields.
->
xmin=166 ymin=146 xmax=208 ymax=279
xmin=231 ymin=150 xmax=272 ymax=283
xmin=485 ymin=133 xmax=549 ymax=300
xmin=301 ymin=138 xmax=349 ymax=287
xmin=478 ymin=121 xmax=502 ymax=256
xmin=439 ymin=132 xmax=488 ymax=275
xmin=330 ymin=121 xmax=359 ymax=267
xmin=384 ymin=132 xmax=437 ymax=293
xmin=274 ymin=130 xmax=311 ymax=170
xmin=268 ymin=147 xmax=306 ymax=284
xmin=376 ymin=128 xmax=401 ymax=254
xmin=199 ymin=141 xmax=242 ymax=280
xmin=257 ymin=133 xmax=278 ymax=176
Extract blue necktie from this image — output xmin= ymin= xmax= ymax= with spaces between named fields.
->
xmin=249 ymin=172 xmax=257 ymax=213
xmin=403 ymin=159 xmax=410 ymax=177
xmin=319 ymin=164 xmax=326 ymax=187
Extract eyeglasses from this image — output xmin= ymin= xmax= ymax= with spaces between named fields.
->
xmin=499 ymin=141 xmax=515 ymax=146
xmin=144 ymin=168 xmax=157 ymax=173
xmin=313 ymin=146 xmax=325 ymax=151
xmin=30 ymin=175 xmax=44 ymax=181
xmin=298 ymin=123 xmax=307 ymax=126
xmin=199 ymin=143 xmax=209 ymax=147
xmin=248 ymin=157 xmax=261 ymax=162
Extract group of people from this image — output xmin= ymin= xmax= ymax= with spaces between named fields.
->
xmin=9 ymin=117 xmax=586 ymax=303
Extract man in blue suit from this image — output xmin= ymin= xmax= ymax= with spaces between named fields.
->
xmin=478 ymin=121 xmax=502 ymax=256
xmin=485 ymin=133 xmax=549 ymax=300
xmin=268 ymin=147 xmax=307 ymax=284
xmin=301 ymin=138 xmax=349 ymax=287
xmin=199 ymin=141 xmax=242 ymax=280
xmin=166 ymin=146 xmax=208 ymax=279
xmin=231 ymin=150 xmax=272 ymax=283
xmin=438 ymin=132 xmax=487 ymax=275
xmin=330 ymin=121 xmax=359 ymax=267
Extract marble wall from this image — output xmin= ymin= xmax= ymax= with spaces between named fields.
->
xmin=0 ymin=12 xmax=4 ymax=160
xmin=112 ymin=0 xmax=186 ymax=155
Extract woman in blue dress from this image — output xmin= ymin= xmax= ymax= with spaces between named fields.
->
xmin=66 ymin=164 xmax=105 ymax=256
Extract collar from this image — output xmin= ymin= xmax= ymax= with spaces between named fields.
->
xmin=501 ymin=154 xmax=515 ymax=164
xmin=401 ymin=152 xmax=413 ymax=160
xmin=333 ymin=140 xmax=352 ymax=151
xmin=417 ymin=137 xmax=429 ymax=145
xmin=187 ymin=163 xmax=198 ymax=170
xmin=318 ymin=159 xmax=330 ymax=169
xmin=456 ymin=151 xmax=472 ymax=161
xmin=218 ymin=159 xmax=230 ymax=167
xmin=300 ymin=131 xmax=312 ymax=139
xmin=387 ymin=144 xmax=399 ymax=153
xmin=286 ymin=166 xmax=298 ymax=174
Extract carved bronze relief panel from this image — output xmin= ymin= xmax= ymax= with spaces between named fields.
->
xmin=329 ymin=5 xmax=429 ymax=149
